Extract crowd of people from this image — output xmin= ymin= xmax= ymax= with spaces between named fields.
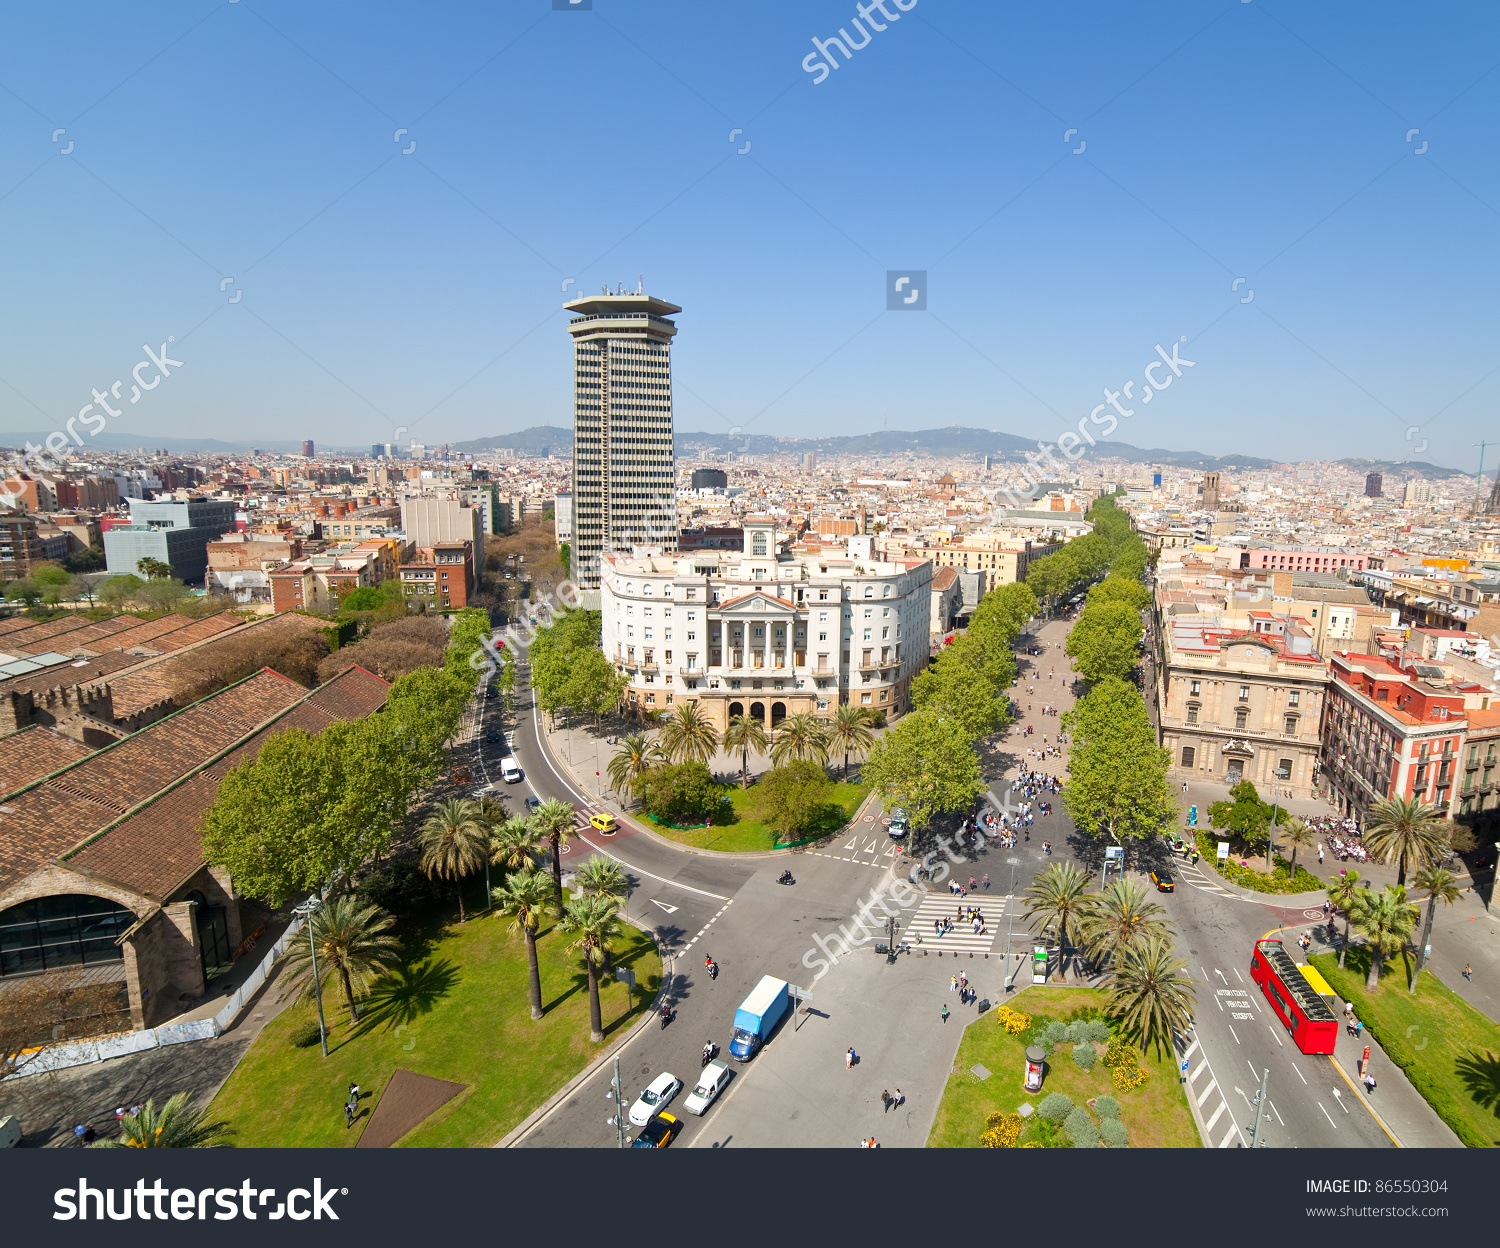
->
xmin=1306 ymin=814 xmax=1369 ymax=862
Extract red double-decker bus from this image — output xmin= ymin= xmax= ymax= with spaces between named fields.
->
xmin=1250 ymin=938 xmax=1338 ymax=1055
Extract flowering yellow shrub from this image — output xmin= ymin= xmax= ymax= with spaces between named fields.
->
xmin=1111 ymin=1062 xmax=1148 ymax=1093
xmin=1021 ymin=1140 xmax=1044 ymax=1147
xmin=980 ymin=1112 xmax=1024 ymax=1148
xmin=995 ymin=1005 xmax=1031 ymax=1035
xmin=1101 ymin=1040 xmax=1135 ymax=1069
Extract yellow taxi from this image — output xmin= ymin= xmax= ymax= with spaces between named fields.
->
xmin=589 ymin=812 xmax=619 ymax=833
xmin=630 ymin=1112 xmax=680 ymax=1148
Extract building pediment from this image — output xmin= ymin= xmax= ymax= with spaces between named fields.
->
xmin=714 ymin=593 xmax=797 ymax=616
xmin=1222 ymin=739 xmax=1255 ymax=756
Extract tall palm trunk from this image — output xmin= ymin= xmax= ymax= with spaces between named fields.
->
xmin=1397 ymin=852 xmax=1407 ymax=888
xmin=524 ymin=930 xmax=543 ymax=1020
xmin=585 ymin=960 xmax=603 ymax=1042
xmin=1339 ymin=913 xmax=1352 ymax=968
xmin=456 ymin=880 xmax=467 ymax=924
xmin=740 ymin=749 xmax=749 ymax=789
xmin=551 ymin=832 xmax=564 ymax=912
xmin=1366 ymin=950 xmax=1383 ymax=991
xmin=1412 ymin=897 xmax=1436 ymax=992
xmin=340 ymin=964 xmax=359 ymax=1025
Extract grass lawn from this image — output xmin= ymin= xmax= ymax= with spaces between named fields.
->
xmin=927 ymin=987 xmax=1200 ymax=1148
xmin=1309 ymin=949 xmax=1500 ymax=1148
xmin=646 ymin=780 xmax=870 ymax=852
xmin=211 ymin=903 xmax=661 ymax=1147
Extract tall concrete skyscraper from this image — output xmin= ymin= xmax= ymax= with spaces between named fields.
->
xmin=565 ymin=286 xmax=679 ymax=587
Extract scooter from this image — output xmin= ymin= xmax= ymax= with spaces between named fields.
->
xmin=660 ymin=1004 xmax=674 ymax=1030
xmin=778 ymin=870 xmax=795 ymax=886
xmin=701 ymin=1043 xmax=718 ymax=1068
xmin=705 ymin=958 xmax=718 ymax=980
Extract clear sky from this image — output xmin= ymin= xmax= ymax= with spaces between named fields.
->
xmin=1 ymin=1 xmax=1497 ymax=467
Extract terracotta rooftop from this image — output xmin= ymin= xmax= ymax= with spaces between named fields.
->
xmin=931 ymin=566 xmax=958 ymax=591
xmin=0 ymin=668 xmax=309 ymax=896
xmin=64 ymin=665 xmax=392 ymax=899
xmin=0 ymin=725 xmax=95 ymax=795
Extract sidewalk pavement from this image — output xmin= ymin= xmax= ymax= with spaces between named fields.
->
xmin=1326 ymin=993 xmax=1463 ymax=1148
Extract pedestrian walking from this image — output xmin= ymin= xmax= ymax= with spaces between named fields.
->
xmin=982 ymin=873 xmax=990 ymax=890
xmin=846 ymin=1046 xmax=856 ymax=1069
xmin=82 ymin=1124 xmax=96 ymax=1145
xmin=115 ymin=1107 xmax=125 ymax=1125
xmin=1463 ymin=963 xmax=1473 ymax=981
xmin=344 ymin=1102 xmax=354 ymax=1130
xmin=881 ymin=1089 xmax=890 ymax=1112
xmin=968 ymin=876 xmax=976 ymax=891
xmin=941 ymin=1004 xmax=950 ymax=1023
xmin=73 ymin=1123 xmax=87 ymax=1146
xmin=894 ymin=1088 xmax=904 ymax=1107
xmin=1364 ymin=1072 xmax=1377 ymax=1094
xmin=950 ymin=975 xmax=957 ymax=992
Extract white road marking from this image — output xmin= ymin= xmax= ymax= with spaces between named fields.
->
xmin=1181 ymin=1038 xmax=1201 ymax=1061
xmin=1319 ymin=1101 xmax=1338 ymax=1129
xmin=1214 ymin=968 xmax=1227 ymax=984
xmin=1246 ymin=1062 xmax=1258 ymax=1081
xmin=1236 ymin=1085 xmax=1253 ymax=1108
xmin=1215 ymin=996 xmax=1224 ymax=1011
xmin=1203 ymin=1100 xmax=1227 ymax=1133
xmin=1217 ymin=1122 xmax=1239 ymax=1147
xmin=1196 ymin=1078 xmax=1219 ymax=1107
xmin=1233 ymin=967 xmax=1244 ymax=983
xmin=1228 ymin=1025 xmax=1240 ymax=1044
xmin=1293 ymin=1064 xmax=1307 ymax=1085
xmin=1269 ymin=1099 xmax=1285 ymax=1126
xmin=651 ymin=900 xmax=679 ymax=914
xmin=575 ymin=836 xmax=728 ymax=900
xmin=1268 ymin=1026 xmax=1283 ymax=1047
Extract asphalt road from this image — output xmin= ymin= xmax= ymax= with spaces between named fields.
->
xmin=492 ymin=633 xmax=1408 ymax=1150
xmin=1163 ymin=854 xmax=1395 ymax=1148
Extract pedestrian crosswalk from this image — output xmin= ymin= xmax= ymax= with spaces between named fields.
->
xmin=884 ymin=885 xmax=1005 ymax=954
xmin=1178 ymin=861 xmax=1246 ymax=902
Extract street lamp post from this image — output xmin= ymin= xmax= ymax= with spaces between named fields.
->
xmin=291 ymin=897 xmax=328 ymax=1058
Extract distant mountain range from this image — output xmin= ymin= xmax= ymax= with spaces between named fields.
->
xmin=0 ymin=423 xmax=1468 ymax=477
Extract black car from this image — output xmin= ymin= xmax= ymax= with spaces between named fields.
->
xmin=630 ymin=1113 xmax=680 ymax=1148
xmin=486 ymin=729 xmax=500 ymax=742
xmin=1149 ymin=868 xmax=1175 ymax=893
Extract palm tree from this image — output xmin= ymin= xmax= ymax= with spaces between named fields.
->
xmin=769 ymin=712 xmax=829 ymax=767
xmin=606 ymin=732 xmax=663 ymax=805
xmin=1021 ymin=862 xmax=1091 ymax=982
xmin=491 ymin=867 xmax=555 ymax=1021
xmin=825 ymin=703 xmax=877 ymax=778
xmin=278 ymin=896 xmax=402 ymax=1025
xmin=91 ymin=1092 xmax=235 ymax=1148
xmin=1106 ymin=934 xmax=1197 ymax=1056
xmin=574 ymin=855 xmax=629 ymax=902
xmin=1327 ymin=868 xmax=1363 ymax=968
xmin=418 ymin=798 xmax=490 ymax=922
xmin=529 ymin=796 xmax=578 ymax=914
xmin=1349 ymin=884 xmax=1420 ymax=991
xmin=1364 ymin=794 xmax=1445 ymax=886
xmin=1408 ymin=865 xmax=1461 ymax=991
xmin=558 ymin=895 xmax=625 ymax=1042
xmin=1279 ymin=816 xmax=1316 ymax=872
xmin=722 ymin=714 xmax=770 ymax=789
xmin=659 ymin=701 xmax=720 ymax=766
xmin=491 ymin=816 xmax=547 ymax=873
xmin=1077 ymin=878 xmax=1173 ymax=969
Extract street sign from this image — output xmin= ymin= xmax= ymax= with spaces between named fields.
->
xmin=1104 ymin=847 xmax=1124 ymax=861
xmin=1217 ymin=841 xmax=1230 ymax=862
xmin=1189 ymin=804 xmax=1198 ymax=827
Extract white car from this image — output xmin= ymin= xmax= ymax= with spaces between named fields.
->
xmin=683 ymin=1060 xmax=730 ymax=1116
xmin=501 ymin=757 xmax=522 ymax=784
xmin=628 ymin=1072 xmax=682 ymax=1127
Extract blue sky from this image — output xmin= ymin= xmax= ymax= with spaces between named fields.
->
xmin=1 ymin=1 xmax=1497 ymax=467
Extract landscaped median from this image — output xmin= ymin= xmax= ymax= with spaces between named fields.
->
xmin=1191 ymin=831 xmax=1325 ymax=894
xmin=211 ymin=897 xmax=661 ymax=1147
xmin=927 ymin=987 xmax=1199 ymax=1148
xmin=1309 ymin=950 xmax=1500 ymax=1148
xmin=643 ymin=778 xmax=871 ymax=852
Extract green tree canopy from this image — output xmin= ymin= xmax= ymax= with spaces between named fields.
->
xmin=861 ymin=710 xmax=983 ymax=834
xmin=640 ymin=760 xmax=725 ymax=825
xmin=1064 ymin=600 xmax=1143 ymax=683
xmin=754 ymin=759 xmax=837 ymax=839
xmin=1061 ymin=676 xmax=1176 ymax=849
xmin=1086 ymin=574 xmax=1151 ymax=612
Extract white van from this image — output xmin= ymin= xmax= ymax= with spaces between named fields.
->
xmin=501 ymin=757 xmax=523 ymax=784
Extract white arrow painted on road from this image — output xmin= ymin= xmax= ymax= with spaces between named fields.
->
xmin=651 ymin=900 xmax=680 ymax=914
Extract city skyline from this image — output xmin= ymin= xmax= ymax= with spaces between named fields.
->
xmin=2 ymin=3 xmax=1497 ymax=469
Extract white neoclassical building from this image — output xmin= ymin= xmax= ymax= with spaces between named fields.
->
xmin=601 ymin=520 xmax=932 ymax=730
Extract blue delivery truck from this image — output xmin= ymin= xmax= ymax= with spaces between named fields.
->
xmin=730 ymin=975 xmax=790 ymax=1061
